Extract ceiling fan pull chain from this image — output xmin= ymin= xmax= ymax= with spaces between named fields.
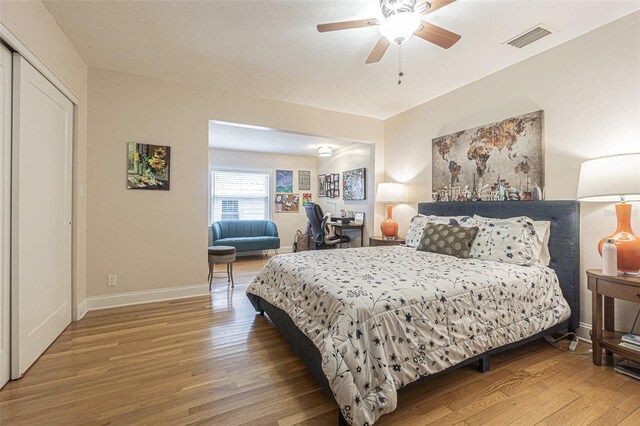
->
xmin=398 ymin=44 xmax=404 ymax=85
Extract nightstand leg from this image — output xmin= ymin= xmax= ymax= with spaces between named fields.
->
xmin=604 ymin=296 xmax=615 ymax=357
xmin=592 ymin=289 xmax=603 ymax=366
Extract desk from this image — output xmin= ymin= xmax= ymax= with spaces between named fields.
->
xmin=330 ymin=222 xmax=364 ymax=247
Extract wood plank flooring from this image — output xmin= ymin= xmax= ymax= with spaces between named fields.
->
xmin=1 ymin=256 xmax=639 ymax=425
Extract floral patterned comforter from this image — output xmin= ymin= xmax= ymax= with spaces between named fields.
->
xmin=246 ymin=246 xmax=570 ymax=425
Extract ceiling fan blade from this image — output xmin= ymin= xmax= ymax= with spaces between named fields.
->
xmin=414 ymin=21 xmax=461 ymax=49
xmin=365 ymin=38 xmax=391 ymax=64
xmin=317 ymin=18 xmax=378 ymax=33
xmin=419 ymin=0 xmax=457 ymax=15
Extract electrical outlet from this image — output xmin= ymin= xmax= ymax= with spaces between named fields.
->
xmin=107 ymin=275 xmax=117 ymax=286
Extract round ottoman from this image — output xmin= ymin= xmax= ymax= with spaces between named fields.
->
xmin=208 ymin=245 xmax=237 ymax=291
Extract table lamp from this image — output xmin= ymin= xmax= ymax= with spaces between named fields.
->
xmin=376 ymin=182 xmax=405 ymax=240
xmin=577 ymin=153 xmax=640 ymax=274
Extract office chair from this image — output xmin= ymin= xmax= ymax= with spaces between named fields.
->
xmin=304 ymin=203 xmax=350 ymax=249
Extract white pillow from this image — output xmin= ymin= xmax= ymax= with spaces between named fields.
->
xmin=534 ymin=221 xmax=551 ymax=266
xmin=473 ymin=215 xmax=550 ymax=266
xmin=405 ymin=215 xmax=451 ymax=248
xmin=464 ymin=216 xmax=537 ymax=265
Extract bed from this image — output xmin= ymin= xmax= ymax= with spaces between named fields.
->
xmin=246 ymin=201 xmax=580 ymax=425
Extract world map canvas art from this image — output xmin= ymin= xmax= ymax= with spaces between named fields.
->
xmin=432 ymin=110 xmax=544 ymax=202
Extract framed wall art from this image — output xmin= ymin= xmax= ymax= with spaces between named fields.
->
xmin=127 ymin=142 xmax=171 ymax=190
xmin=276 ymin=170 xmax=293 ymax=193
xmin=432 ymin=110 xmax=544 ymax=202
xmin=298 ymin=170 xmax=311 ymax=191
xmin=342 ymin=168 xmax=366 ymax=200
xmin=318 ymin=174 xmax=326 ymax=197
xmin=275 ymin=193 xmax=299 ymax=213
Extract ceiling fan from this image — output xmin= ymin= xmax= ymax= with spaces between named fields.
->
xmin=317 ymin=0 xmax=461 ymax=65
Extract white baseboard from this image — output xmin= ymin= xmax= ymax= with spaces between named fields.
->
xmin=86 ymin=283 xmax=209 ymax=311
xmin=576 ymin=321 xmax=593 ymax=344
xmin=76 ymin=299 xmax=88 ymax=321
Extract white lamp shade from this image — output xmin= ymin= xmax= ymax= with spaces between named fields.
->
xmin=376 ymin=182 xmax=406 ymax=202
xmin=576 ymin=153 xmax=640 ymax=202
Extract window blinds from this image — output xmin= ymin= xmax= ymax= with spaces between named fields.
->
xmin=211 ymin=170 xmax=270 ymax=222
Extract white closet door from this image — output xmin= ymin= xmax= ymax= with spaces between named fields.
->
xmin=0 ymin=44 xmax=12 ymax=388
xmin=11 ymin=54 xmax=73 ymax=379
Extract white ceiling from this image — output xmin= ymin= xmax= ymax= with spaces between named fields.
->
xmin=45 ymin=0 xmax=639 ymax=119
xmin=209 ymin=121 xmax=359 ymax=156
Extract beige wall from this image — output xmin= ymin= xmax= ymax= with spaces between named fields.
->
xmin=208 ymin=148 xmax=317 ymax=251
xmin=87 ymin=67 xmax=384 ymax=297
xmin=384 ymin=12 xmax=640 ymax=331
xmin=1 ymin=1 xmax=88 ymax=318
xmin=317 ymin=143 xmax=375 ymax=246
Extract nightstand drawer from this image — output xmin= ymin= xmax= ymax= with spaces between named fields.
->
xmin=596 ymin=280 xmax=640 ymax=302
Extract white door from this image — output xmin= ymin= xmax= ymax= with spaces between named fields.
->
xmin=0 ymin=44 xmax=12 ymax=388
xmin=11 ymin=54 xmax=73 ymax=379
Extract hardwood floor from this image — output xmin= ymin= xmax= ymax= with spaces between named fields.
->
xmin=1 ymin=256 xmax=639 ymax=425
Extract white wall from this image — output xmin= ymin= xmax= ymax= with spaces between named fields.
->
xmin=1 ymin=0 xmax=88 ymax=319
xmin=208 ymin=148 xmax=316 ymax=251
xmin=384 ymin=12 xmax=640 ymax=332
xmin=316 ymin=143 xmax=375 ymax=246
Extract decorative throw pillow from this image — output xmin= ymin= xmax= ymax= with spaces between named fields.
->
xmin=416 ymin=223 xmax=479 ymax=259
xmin=464 ymin=216 xmax=537 ymax=265
xmin=405 ymin=215 xmax=472 ymax=248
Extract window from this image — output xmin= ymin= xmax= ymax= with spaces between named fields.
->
xmin=211 ymin=170 xmax=270 ymax=222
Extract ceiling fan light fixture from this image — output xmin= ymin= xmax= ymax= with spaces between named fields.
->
xmin=379 ymin=12 xmax=421 ymax=45
xmin=318 ymin=146 xmax=333 ymax=157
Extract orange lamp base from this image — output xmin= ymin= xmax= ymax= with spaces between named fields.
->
xmin=380 ymin=203 xmax=399 ymax=239
xmin=598 ymin=203 xmax=640 ymax=273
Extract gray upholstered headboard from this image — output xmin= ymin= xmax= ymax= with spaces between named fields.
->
xmin=417 ymin=201 xmax=580 ymax=331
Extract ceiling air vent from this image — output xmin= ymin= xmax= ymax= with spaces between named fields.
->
xmin=505 ymin=25 xmax=552 ymax=48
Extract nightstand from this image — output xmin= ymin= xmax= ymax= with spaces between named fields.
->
xmin=587 ymin=269 xmax=640 ymax=366
xmin=369 ymin=236 xmax=406 ymax=247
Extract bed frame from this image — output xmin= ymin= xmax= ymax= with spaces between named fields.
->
xmin=247 ymin=200 xmax=580 ymax=425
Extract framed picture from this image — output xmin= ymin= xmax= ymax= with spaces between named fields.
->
xmin=343 ymin=168 xmax=366 ymax=200
xmin=127 ymin=142 xmax=171 ymax=190
xmin=275 ymin=193 xmax=299 ymax=213
xmin=432 ymin=110 xmax=544 ymax=202
xmin=318 ymin=175 xmax=326 ymax=197
xmin=303 ymin=193 xmax=312 ymax=205
xmin=298 ymin=170 xmax=311 ymax=191
xmin=354 ymin=212 xmax=365 ymax=225
xmin=276 ymin=170 xmax=293 ymax=193
xmin=333 ymin=189 xmax=339 ymax=198
xmin=274 ymin=194 xmax=283 ymax=212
